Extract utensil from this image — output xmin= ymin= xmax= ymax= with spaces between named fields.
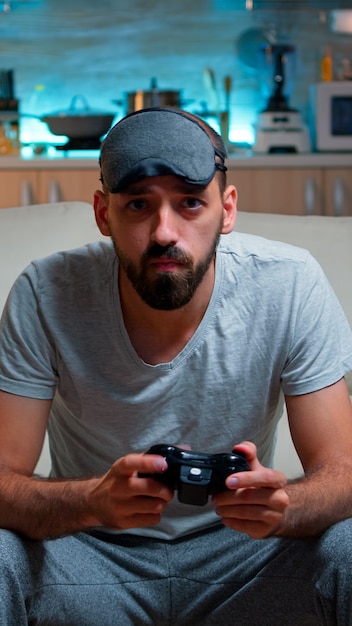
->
xmin=224 ymin=75 xmax=232 ymax=114
xmin=113 ymin=78 xmax=183 ymax=114
xmin=220 ymin=75 xmax=233 ymax=145
xmin=125 ymin=88 xmax=181 ymax=114
xmin=41 ymin=95 xmax=116 ymax=139
xmin=203 ymin=67 xmax=220 ymax=113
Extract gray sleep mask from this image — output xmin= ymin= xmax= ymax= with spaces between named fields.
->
xmin=99 ymin=107 xmax=226 ymax=193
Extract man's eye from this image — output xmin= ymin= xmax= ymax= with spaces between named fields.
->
xmin=128 ymin=199 xmax=148 ymax=212
xmin=181 ymin=197 xmax=202 ymax=210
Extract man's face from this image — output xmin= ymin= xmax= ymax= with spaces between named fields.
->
xmin=96 ymin=175 xmax=233 ymax=310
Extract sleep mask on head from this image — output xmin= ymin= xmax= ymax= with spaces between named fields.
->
xmin=99 ymin=107 xmax=227 ymax=193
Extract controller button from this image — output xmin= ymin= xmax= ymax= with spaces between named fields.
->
xmin=188 ymin=467 xmax=204 ymax=482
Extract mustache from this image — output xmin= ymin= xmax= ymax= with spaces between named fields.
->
xmin=143 ymin=243 xmax=191 ymax=264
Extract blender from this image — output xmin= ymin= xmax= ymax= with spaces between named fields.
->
xmin=253 ymin=44 xmax=311 ymax=153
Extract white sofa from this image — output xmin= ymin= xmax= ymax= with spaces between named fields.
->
xmin=0 ymin=201 xmax=351 ymax=478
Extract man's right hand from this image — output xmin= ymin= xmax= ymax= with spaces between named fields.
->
xmin=0 ymin=387 xmax=174 ymax=540
xmin=86 ymin=453 xmax=173 ymax=530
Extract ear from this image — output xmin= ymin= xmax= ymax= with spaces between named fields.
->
xmin=93 ymin=190 xmax=111 ymax=237
xmin=221 ymin=185 xmax=237 ymax=234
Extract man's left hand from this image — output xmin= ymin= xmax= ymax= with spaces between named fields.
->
xmin=212 ymin=441 xmax=289 ymax=539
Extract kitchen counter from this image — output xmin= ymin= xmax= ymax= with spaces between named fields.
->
xmin=0 ymin=149 xmax=352 ymax=169
xmin=0 ymin=150 xmax=101 ymax=169
xmin=227 ymin=152 xmax=352 ymax=169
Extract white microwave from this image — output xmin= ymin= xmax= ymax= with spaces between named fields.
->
xmin=310 ymin=81 xmax=352 ymax=152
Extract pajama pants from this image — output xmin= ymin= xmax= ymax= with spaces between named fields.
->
xmin=1 ymin=520 xmax=351 ymax=625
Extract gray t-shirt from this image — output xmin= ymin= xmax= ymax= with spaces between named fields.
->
xmin=1 ymin=232 xmax=352 ymax=539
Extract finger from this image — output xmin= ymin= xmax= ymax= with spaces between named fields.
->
xmin=215 ymin=492 xmax=288 ymax=539
xmin=220 ymin=502 xmax=284 ymax=525
xmin=133 ymin=475 xmax=174 ymax=502
xmin=233 ymin=441 xmax=282 ymax=475
xmin=225 ymin=468 xmax=287 ymax=491
xmin=118 ymin=511 xmax=165 ymax=530
xmin=214 ymin=487 xmax=289 ymax=513
xmin=220 ymin=515 xmax=282 ymax=540
xmin=113 ymin=494 xmax=170 ymax=530
xmin=113 ymin=454 xmax=168 ymax=477
xmin=232 ymin=441 xmax=258 ymax=466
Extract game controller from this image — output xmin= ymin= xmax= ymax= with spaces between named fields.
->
xmin=140 ymin=444 xmax=250 ymax=506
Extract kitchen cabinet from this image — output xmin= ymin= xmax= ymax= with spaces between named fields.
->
xmin=0 ymin=169 xmax=39 ymax=207
xmin=227 ymin=165 xmax=352 ymax=216
xmin=1 ymin=155 xmax=352 ymax=215
xmin=227 ymin=168 xmax=323 ymax=215
xmin=323 ymin=169 xmax=352 ymax=217
xmin=38 ymin=169 xmax=100 ymax=205
xmin=0 ymin=166 xmax=100 ymax=208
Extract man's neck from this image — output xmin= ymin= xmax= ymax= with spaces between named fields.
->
xmin=118 ymin=266 xmax=215 ymax=365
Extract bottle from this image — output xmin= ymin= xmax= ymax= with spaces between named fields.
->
xmin=23 ymin=84 xmax=48 ymax=147
xmin=321 ymin=47 xmax=333 ymax=82
xmin=27 ymin=83 xmax=46 ymax=115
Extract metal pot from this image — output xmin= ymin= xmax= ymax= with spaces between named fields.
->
xmin=41 ymin=95 xmax=116 ymax=139
xmin=125 ymin=89 xmax=182 ymax=114
xmin=113 ymin=78 xmax=183 ymax=115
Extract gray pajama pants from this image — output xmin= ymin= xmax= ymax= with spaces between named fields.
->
xmin=1 ymin=520 xmax=352 ymax=625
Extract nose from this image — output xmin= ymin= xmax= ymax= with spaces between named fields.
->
xmin=150 ymin=205 xmax=178 ymax=247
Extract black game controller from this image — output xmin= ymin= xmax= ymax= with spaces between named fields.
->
xmin=141 ymin=444 xmax=250 ymax=506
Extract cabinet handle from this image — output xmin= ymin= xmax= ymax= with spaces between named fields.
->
xmin=333 ymin=177 xmax=344 ymax=217
xmin=304 ymin=177 xmax=315 ymax=215
xmin=48 ymin=180 xmax=62 ymax=203
xmin=20 ymin=180 xmax=35 ymax=206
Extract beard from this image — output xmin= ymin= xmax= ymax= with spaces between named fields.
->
xmin=111 ymin=225 xmax=222 ymax=310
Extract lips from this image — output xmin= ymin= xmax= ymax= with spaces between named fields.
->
xmin=149 ymin=257 xmax=184 ymax=272
xmin=143 ymin=244 xmax=191 ymax=274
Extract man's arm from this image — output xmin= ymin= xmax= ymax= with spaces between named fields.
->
xmin=278 ymin=377 xmax=352 ymax=537
xmin=0 ymin=390 xmax=172 ymax=540
xmin=213 ymin=378 xmax=352 ymax=539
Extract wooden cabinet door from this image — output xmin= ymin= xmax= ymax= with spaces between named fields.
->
xmin=0 ymin=170 xmax=39 ymax=208
xmin=227 ymin=168 xmax=323 ymax=215
xmin=226 ymin=170 xmax=256 ymax=214
xmin=324 ymin=169 xmax=352 ymax=216
xmin=38 ymin=169 xmax=101 ymax=205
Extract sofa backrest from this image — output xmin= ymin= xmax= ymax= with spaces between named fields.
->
xmin=1 ymin=201 xmax=351 ymax=325
xmin=1 ymin=201 xmax=351 ymax=321
xmin=0 ymin=201 xmax=105 ymax=314
xmin=1 ymin=202 xmax=351 ymax=477
xmin=235 ymin=211 xmax=352 ymax=331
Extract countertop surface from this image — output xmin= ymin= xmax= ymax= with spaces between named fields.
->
xmin=227 ymin=152 xmax=352 ymax=168
xmin=1 ymin=148 xmax=352 ymax=169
